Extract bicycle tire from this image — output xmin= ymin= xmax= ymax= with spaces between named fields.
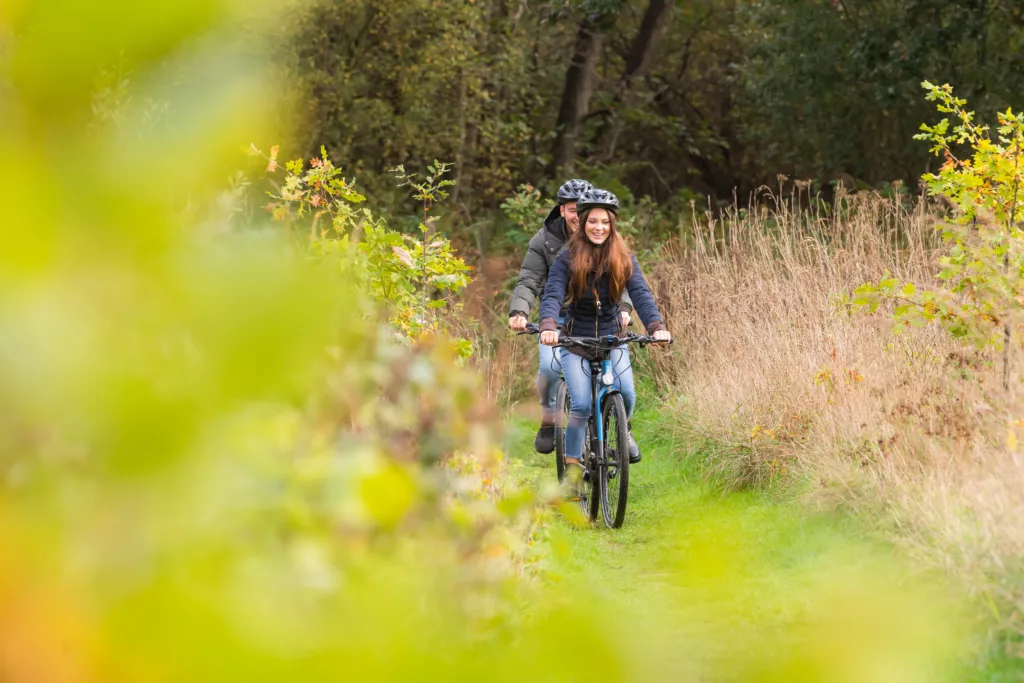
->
xmin=598 ymin=393 xmax=630 ymax=528
xmin=554 ymin=379 xmax=568 ymax=482
xmin=574 ymin=418 xmax=598 ymax=521
xmin=586 ymin=417 xmax=601 ymax=522
xmin=561 ymin=385 xmax=595 ymax=519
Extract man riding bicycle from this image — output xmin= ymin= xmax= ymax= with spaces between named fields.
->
xmin=508 ymin=179 xmax=635 ymax=458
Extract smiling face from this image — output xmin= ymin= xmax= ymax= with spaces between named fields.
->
xmin=584 ymin=208 xmax=612 ymax=245
xmin=559 ymin=201 xmax=580 ymax=233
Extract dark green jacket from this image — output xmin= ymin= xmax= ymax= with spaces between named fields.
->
xmin=508 ymin=206 xmax=632 ymax=319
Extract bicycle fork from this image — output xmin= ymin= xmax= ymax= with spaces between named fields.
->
xmin=588 ymin=358 xmax=617 ymax=464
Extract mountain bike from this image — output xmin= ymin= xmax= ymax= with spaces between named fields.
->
xmin=520 ymin=323 xmax=668 ymax=528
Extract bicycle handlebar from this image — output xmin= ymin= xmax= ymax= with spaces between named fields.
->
xmin=517 ymin=322 xmax=672 ymax=348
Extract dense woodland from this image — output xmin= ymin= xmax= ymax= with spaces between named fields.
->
xmin=280 ymin=0 xmax=1024 ymax=222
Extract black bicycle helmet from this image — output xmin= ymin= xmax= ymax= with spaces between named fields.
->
xmin=556 ymin=179 xmax=593 ymax=205
xmin=576 ymin=188 xmax=620 ymax=216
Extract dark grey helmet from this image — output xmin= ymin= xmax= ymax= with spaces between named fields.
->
xmin=576 ymin=188 xmax=620 ymax=216
xmin=556 ymin=179 xmax=593 ymax=204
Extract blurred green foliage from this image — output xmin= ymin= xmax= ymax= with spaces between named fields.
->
xmin=0 ymin=1 xmax=542 ymax=679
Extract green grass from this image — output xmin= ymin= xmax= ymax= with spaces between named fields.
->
xmin=502 ymin=404 xmax=1023 ymax=682
xmin=505 ymin=405 xmax=866 ymax=595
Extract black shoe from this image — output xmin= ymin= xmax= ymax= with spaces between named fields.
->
xmin=628 ymin=422 xmax=641 ymax=464
xmin=534 ymin=424 xmax=555 ymax=454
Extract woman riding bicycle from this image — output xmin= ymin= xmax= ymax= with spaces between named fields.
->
xmin=537 ymin=188 xmax=671 ymax=483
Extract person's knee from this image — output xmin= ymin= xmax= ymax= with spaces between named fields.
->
xmin=569 ymin=404 xmax=592 ymax=421
xmin=540 ymin=365 xmax=561 ymax=383
xmin=536 ymin=377 xmax=549 ymax=402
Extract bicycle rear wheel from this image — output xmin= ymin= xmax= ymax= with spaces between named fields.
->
xmin=585 ymin=419 xmax=601 ymax=522
xmin=554 ymin=379 xmax=568 ymax=482
xmin=598 ymin=393 xmax=630 ymax=528
xmin=557 ymin=381 xmax=596 ymax=521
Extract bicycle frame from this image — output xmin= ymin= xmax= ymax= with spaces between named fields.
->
xmin=591 ymin=357 xmax=617 ymax=453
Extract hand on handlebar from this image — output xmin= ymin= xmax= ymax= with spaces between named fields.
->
xmin=540 ymin=330 xmax=559 ymax=346
xmin=509 ymin=314 xmax=527 ymax=331
xmin=653 ymin=330 xmax=671 ymax=343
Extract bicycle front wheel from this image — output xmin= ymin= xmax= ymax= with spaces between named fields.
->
xmin=598 ymin=393 xmax=630 ymax=528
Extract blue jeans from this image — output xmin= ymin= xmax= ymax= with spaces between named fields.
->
xmin=560 ymin=346 xmax=635 ymax=461
xmin=538 ymin=339 xmax=563 ymax=422
xmin=536 ymin=315 xmax=565 ymax=423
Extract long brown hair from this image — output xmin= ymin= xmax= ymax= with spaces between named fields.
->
xmin=566 ymin=208 xmax=633 ymax=303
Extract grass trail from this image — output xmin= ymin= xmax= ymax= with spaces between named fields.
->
xmin=502 ymin=405 xmax=1019 ymax=682
xmin=505 ymin=405 xmax=873 ymax=607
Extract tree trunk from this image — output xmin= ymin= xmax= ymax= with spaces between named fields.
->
xmin=594 ymin=0 xmax=673 ymax=159
xmin=451 ymin=71 xmax=470 ymax=208
xmin=623 ymin=0 xmax=672 ymax=90
xmin=552 ymin=17 xmax=603 ymax=176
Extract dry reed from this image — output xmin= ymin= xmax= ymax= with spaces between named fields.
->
xmin=647 ymin=190 xmax=1024 ymax=641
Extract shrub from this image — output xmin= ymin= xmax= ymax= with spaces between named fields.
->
xmin=258 ymin=145 xmax=473 ymax=357
xmin=853 ymin=82 xmax=1024 ymax=388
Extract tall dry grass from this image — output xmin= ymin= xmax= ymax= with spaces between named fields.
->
xmin=647 ymin=190 xmax=1024 ymax=640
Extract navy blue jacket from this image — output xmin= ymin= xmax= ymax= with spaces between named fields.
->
xmin=538 ymin=250 xmax=665 ymax=339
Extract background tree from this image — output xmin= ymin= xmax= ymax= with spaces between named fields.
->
xmin=275 ymin=0 xmax=1024 ymax=248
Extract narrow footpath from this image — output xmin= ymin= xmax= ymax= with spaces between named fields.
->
xmin=503 ymin=407 xmax=1014 ymax=683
